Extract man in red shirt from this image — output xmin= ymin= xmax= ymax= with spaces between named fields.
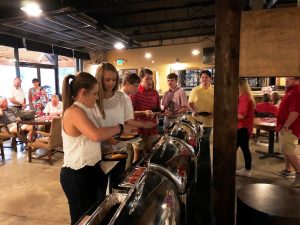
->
xmin=255 ymin=94 xmax=278 ymax=117
xmin=275 ymin=77 xmax=300 ymax=187
xmin=132 ymin=68 xmax=160 ymax=161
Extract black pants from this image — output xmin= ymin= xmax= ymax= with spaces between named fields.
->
xmin=102 ymin=159 xmax=126 ymax=193
xmin=237 ymin=128 xmax=252 ymax=170
xmin=60 ymin=163 xmax=106 ymax=225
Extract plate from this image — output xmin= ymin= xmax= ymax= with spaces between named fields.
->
xmin=115 ymin=133 xmax=139 ymax=141
xmin=104 ymin=153 xmax=127 ymax=161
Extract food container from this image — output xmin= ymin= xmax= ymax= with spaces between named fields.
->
xmin=76 ymin=193 xmax=126 ymax=225
xmin=149 ymin=135 xmax=195 ymax=194
xmin=108 ymin=170 xmax=182 ymax=225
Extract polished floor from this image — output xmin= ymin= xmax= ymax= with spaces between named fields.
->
xmin=0 ymin=136 xmax=299 ymax=225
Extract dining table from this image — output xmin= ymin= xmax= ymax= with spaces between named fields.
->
xmin=17 ymin=115 xmax=54 ymax=143
xmin=254 ymin=117 xmax=283 ymax=160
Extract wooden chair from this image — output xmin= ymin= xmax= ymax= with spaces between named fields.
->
xmin=27 ymin=117 xmax=63 ymax=165
xmin=0 ymin=124 xmax=18 ymax=162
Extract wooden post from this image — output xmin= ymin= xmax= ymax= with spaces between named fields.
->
xmin=213 ymin=1 xmax=241 ymax=225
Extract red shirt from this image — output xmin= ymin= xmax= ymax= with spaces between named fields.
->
xmin=132 ymin=85 xmax=160 ymax=136
xmin=255 ymin=102 xmax=278 ymax=117
xmin=276 ymin=84 xmax=300 ymax=138
xmin=238 ymin=93 xmax=254 ymax=135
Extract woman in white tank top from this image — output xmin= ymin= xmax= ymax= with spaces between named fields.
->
xmin=60 ymin=72 xmax=131 ymax=225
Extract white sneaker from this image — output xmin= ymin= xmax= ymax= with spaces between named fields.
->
xmin=236 ymin=169 xmax=251 ymax=177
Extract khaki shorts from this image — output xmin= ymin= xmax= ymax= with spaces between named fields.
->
xmin=132 ymin=135 xmax=158 ymax=153
xmin=279 ymin=130 xmax=299 ymax=155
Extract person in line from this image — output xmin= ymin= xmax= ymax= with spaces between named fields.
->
xmin=8 ymin=77 xmax=26 ymax=116
xmin=132 ymin=68 xmax=160 ymax=162
xmin=161 ymin=73 xmax=188 ymax=129
xmin=0 ymin=98 xmax=33 ymax=142
xmin=28 ymin=78 xmax=48 ymax=116
xmin=120 ymin=72 xmax=156 ymax=128
xmin=236 ymin=79 xmax=255 ymax=177
xmin=95 ymin=64 xmax=155 ymax=190
xmin=188 ymin=69 xmax=214 ymax=145
xmin=60 ymin=72 xmax=131 ymax=225
xmin=254 ymin=93 xmax=278 ymax=117
xmin=43 ymin=95 xmax=63 ymax=116
xmin=271 ymin=91 xmax=281 ymax=107
xmin=275 ymin=77 xmax=300 ymax=187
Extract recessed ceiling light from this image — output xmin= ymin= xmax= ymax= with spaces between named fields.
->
xmin=145 ymin=52 xmax=152 ymax=59
xmin=192 ymin=49 xmax=200 ymax=56
xmin=21 ymin=2 xmax=43 ymax=17
xmin=114 ymin=42 xmax=125 ymax=50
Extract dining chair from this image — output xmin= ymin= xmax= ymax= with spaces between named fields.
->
xmin=27 ymin=117 xmax=63 ymax=165
xmin=0 ymin=124 xmax=18 ymax=162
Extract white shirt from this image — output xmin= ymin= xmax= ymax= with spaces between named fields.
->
xmin=62 ymin=102 xmax=101 ymax=170
xmin=97 ymin=91 xmax=134 ymax=154
xmin=9 ymin=86 xmax=25 ymax=106
xmin=44 ymin=101 xmax=63 ymax=115
xmin=99 ymin=91 xmax=134 ymax=127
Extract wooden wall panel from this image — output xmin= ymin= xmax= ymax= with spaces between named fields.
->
xmin=239 ymin=7 xmax=300 ymax=77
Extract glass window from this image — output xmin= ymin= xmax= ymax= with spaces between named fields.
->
xmin=20 ymin=67 xmax=38 ymax=103
xmin=0 ymin=65 xmax=17 ymax=99
xmin=40 ymin=68 xmax=55 ymax=99
xmin=18 ymin=48 xmax=52 ymax=64
xmin=58 ymin=55 xmax=76 ymax=95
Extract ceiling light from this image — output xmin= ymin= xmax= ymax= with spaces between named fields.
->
xmin=192 ymin=49 xmax=200 ymax=56
xmin=114 ymin=42 xmax=125 ymax=50
xmin=21 ymin=2 xmax=43 ymax=17
xmin=145 ymin=52 xmax=152 ymax=59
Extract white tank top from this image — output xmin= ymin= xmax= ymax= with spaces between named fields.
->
xmin=62 ymin=102 xmax=101 ymax=170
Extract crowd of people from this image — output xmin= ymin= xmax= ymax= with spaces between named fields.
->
xmin=1 ymin=66 xmax=300 ymax=224
xmin=235 ymin=77 xmax=300 ymax=188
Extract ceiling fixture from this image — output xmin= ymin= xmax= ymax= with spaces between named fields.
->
xmin=21 ymin=2 xmax=43 ymax=17
xmin=192 ymin=49 xmax=200 ymax=56
xmin=145 ymin=52 xmax=152 ymax=59
xmin=114 ymin=42 xmax=125 ymax=50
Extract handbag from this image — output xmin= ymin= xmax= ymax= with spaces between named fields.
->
xmin=19 ymin=110 xmax=35 ymax=121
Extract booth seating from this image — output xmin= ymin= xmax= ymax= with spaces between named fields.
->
xmin=237 ymin=183 xmax=300 ymax=225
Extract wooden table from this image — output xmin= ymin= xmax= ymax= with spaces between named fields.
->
xmin=237 ymin=183 xmax=300 ymax=225
xmin=254 ymin=118 xmax=283 ymax=160
xmin=17 ymin=116 xmax=53 ymax=142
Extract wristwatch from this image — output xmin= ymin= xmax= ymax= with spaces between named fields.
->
xmin=118 ymin=124 xmax=124 ymax=135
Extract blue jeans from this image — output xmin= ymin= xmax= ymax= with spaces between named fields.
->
xmin=60 ymin=163 xmax=106 ymax=225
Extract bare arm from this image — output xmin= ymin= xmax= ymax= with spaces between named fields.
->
xmin=189 ymin=102 xmax=197 ymax=114
xmin=63 ymin=106 xmax=130 ymax=142
xmin=134 ymin=110 xmax=154 ymax=117
xmin=8 ymin=97 xmax=22 ymax=105
xmin=238 ymin=114 xmax=245 ymax=120
xmin=283 ymin=111 xmax=299 ymax=130
xmin=28 ymin=89 xmax=33 ymax=109
xmin=0 ymin=108 xmax=3 ymax=117
xmin=126 ymin=119 xmax=156 ymax=129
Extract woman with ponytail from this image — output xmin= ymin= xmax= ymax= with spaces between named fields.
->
xmin=60 ymin=72 xmax=131 ymax=225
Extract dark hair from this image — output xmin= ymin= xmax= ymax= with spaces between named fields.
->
xmin=95 ymin=63 xmax=118 ymax=119
xmin=139 ymin=68 xmax=153 ymax=80
xmin=262 ymin=94 xmax=270 ymax=102
xmin=62 ymin=72 xmax=98 ymax=115
xmin=271 ymin=92 xmax=280 ymax=105
xmin=167 ymin=73 xmax=178 ymax=81
xmin=200 ymin=70 xmax=212 ymax=78
xmin=122 ymin=72 xmax=140 ymax=86
xmin=32 ymin=78 xmax=39 ymax=83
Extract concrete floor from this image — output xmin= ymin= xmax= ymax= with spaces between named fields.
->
xmin=0 ymin=136 xmax=299 ymax=225
xmin=0 ymin=144 xmax=69 ymax=225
